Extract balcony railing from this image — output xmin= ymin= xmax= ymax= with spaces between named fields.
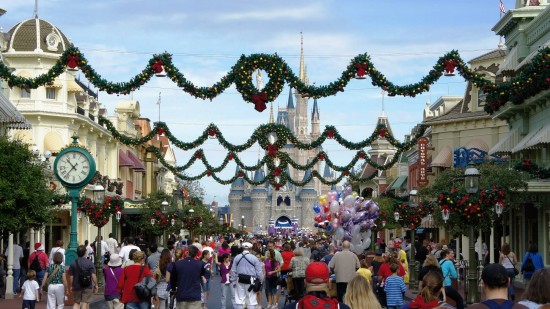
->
xmin=76 ymin=106 xmax=85 ymax=116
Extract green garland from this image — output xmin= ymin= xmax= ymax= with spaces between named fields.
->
xmin=78 ymin=195 xmax=124 ymax=227
xmin=392 ymin=201 xmax=434 ymax=229
xmin=2 ymin=45 xmax=549 ymax=113
xmin=98 ymin=116 xmax=426 ymax=187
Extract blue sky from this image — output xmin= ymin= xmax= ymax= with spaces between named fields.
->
xmin=1 ymin=0 xmax=512 ymax=206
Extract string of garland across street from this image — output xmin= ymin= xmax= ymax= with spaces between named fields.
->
xmin=0 ymin=45 xmax=549 ymax=114
xmin=98 ymin=116 xmax=426 ymax=188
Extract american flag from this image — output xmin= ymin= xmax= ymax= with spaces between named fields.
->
xmin=500 ymin=0 xmax=506 ymax=13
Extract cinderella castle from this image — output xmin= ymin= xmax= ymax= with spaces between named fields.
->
xmin=228 ymin=37 xmax=335 ymax=233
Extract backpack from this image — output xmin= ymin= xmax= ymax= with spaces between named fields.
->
xmin=77 ymin=259 xmax=93 ymax=288
xmin=297 ymin=294 xmax=339 ymax=309
xmin=523 ymin=254 xmax=535 ymax=272
xmin=133 ymin=266 xmax=157 ymax=300
xmin=482 ymin=299 xmax=514 ymax=309
xmin=30 ymin=254 xmax=42 ymax=272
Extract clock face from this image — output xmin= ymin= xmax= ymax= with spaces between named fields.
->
xmin=55 ymin=151 xmax=91 ymax=185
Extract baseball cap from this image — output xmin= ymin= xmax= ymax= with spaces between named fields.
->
xmin=481 ymin=263 xmax=509 ymax=289
xmin=242 ymin=242 xmax=253 ymax=248
xmin=305 ymin=262 xmax=330 ymax=285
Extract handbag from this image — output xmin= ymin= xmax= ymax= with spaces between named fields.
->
xmin=505 ymin=255 xmax=519 ymax=276
xmin=43 ymin=265 xmax=60 ymax=292
xmin=133 ymin=266 xmax=157 ymax=301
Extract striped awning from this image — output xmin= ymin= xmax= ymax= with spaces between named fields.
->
xmin=431 ymin=146 xmax=452 ymax=168
xmin=465 ymin=139 xmax=489 ymax=152
xmin=67 ymin=80 xmax=84 ymax=92
xmin=497 ymin=47 xmax=518 ymax=75
xmin=119 ymin=150 xmax=133 ymax=167
xmin=389 ymin=176 xmax=408 ymax=190
xmin=0 ymin=92 xmax=32 ymax=130
xmin=46 ymin=78 xmax=63 ymax=88
xmin=512 ymin=126 xmax=544 ymax=153
xmin=523 ymin=123 xmax=550 ymax=149
xmin=126 ymin=150 xmax=146 ymax=172
xmin=489 ymin=127 xmax=521 ymax=155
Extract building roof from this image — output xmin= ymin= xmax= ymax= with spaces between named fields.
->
xmin=6 ymin=17 xmax=71 ymax=54
xmin=468 ymin=48 xmax=506 ymax=64
xmin=287 ymin=87 xmax=294 ymax=109
xmin=311 ymin=98 xmax=319 ymax=120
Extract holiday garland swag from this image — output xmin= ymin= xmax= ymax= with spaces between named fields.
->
xmin=1 ymin=45 xmax=550 ymax=114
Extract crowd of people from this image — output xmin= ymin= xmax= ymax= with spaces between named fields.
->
xmin=0 ymin=232 xmax=548 ymax=309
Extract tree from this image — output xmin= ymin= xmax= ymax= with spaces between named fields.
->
xmin=0 ymin=138 xmax=55 ymax=233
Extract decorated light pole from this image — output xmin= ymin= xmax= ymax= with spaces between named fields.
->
xmin=464 ymin=163 xmax=481 ymax=305
xmin=408 ymin=188 xmax=419 ymax=292
xmin=53 ymin=136 xmax=96 ymax=266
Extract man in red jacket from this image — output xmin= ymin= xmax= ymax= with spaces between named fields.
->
xmin=28 ymin=243 xmax=49 ymax=286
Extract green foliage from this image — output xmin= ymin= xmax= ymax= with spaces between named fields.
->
xmin=420 ymin=162 xmax=527 ymax=235
xmin=0 ymin=138 xmax=55 ymax=233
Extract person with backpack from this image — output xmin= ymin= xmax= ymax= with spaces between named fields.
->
xmin=521 ymin=244 xmax=544 ymax=281
xmin=282 ymin=262 xmax=351 ymax=309
xmin=499 ymin=243 xmax=518 ymax=301
xmin=117 ymin=251 xmax=153 ymax=309
xmin=469 ymin=264 xmax=528 ymax=309
xmin=230 ymin=242 xmax=263 ymax=309
xmin=67 ymin=245 xmax=98 ymax=309
xmin=28 ymin=243 xmax=49 ymax=288
xmin=439 ymin=249 xmax=463 ymax=309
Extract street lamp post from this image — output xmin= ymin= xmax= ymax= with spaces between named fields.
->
xmin=188 ymin=208 xmax=195 ymax=241
xmin=241 ymin=215 xmax=245 ymax=233
xmin=408 ymin=188 xmax=419 ymax=292
xmin=92 ymin=184 xmax=105 ymax=291
xmin=464 ymin=163 xmax=481 ymax=304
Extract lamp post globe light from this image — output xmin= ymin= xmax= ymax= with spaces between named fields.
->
xmin=464 ymin=163 xmax=481 ymax=304
xmin=92 ymin=184 xmax=106 ymax=290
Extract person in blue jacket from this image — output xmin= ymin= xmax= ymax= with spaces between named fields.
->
xmin=439 ymin=249 xmax=463 ymax=309
xmin=521 ymin=244 xmax=544 ymax=280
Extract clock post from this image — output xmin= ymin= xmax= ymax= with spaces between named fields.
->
xmin=53 ymin=135 xmax=96 ymax=266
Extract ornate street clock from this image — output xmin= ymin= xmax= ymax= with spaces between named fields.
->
xmin=53 ymin=135 xmax=96 ymax=265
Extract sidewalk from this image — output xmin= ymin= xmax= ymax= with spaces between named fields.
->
xmin=0 ymin=293 xmax=106 ymax=309
xmin=404 ymin=280 xmax=525 ymax=306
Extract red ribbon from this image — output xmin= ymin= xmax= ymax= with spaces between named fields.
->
xmin=252 ymin=92 xmax=268 ymax=112
xmin=318 ymin=153 xmax=325 ymax=161
xmin=273 ymin=167 xmax=281 ymax=176
xmin=195 ymin=152 xmax=202 ymax=159
xmin=67 ymin=55 xmax=80 ymax=69
xmin=327 ymin=130 xmax=335 ymax=138
xmin=157 ymin=127 xmax=165 ymax=135
xmin=444 ymin=60 xmax=455 ymax=74
xmin=358 ymin=151 xmax=365 ymax=159
xmin=228 ymin=153 xmax=234 ymax=161
xmin=152 ymin=60 xmax=164 ymax=73
xmin=267 ymin=144 xmax=278 ymax=156
xmin=379 ymin=128 xmax=386 ymax=137
xmin=208 ymin=129 xmax=217 ymax=136
xmin=355 ymin=63 xmax=368 ymax=77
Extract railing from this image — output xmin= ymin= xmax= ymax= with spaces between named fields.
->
xmin=76 ymin=106 xmax=85 ymax=116
xmin=88 ymin=114 xmax=95 ymax=121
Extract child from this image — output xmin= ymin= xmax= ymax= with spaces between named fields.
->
xmin=385 ymin=263 xmax=407 ymax=309
xmin=21 ymin=270 xmax=40 ymax=309
xmin=200 ymin=250 xmax=212 ymax=309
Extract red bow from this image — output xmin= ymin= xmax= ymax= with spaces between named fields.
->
xmin=444 ymin=60 xmax=455 ymax=74
xmin=195 ymin=152 xmax=202 ymax=159
xmin=267 ymin=144 xmax=278 ymax=156
xmin=208 ymin=129 xmax=217 ymax=137
xmin=67 ymin=55 xmax=80 ymax=69
xmin=157 ymin=127 xmax=165 ymax=135
xmin=275 ymin=184 xmax=281 ymax=191
xmin=358 ymin=151 xmax=366 ymax=159
xmin=318 ymin=153 xmax=325 ymax=161
xmin=152 ymin=60 xmax=164 ymax=73
xmin=252 ymin=92 xmax=268 ymax=112
xmin=207 ymin=171 xmax=212 ymax=177
xmin=355 ymin=63 xmax=368 ymax=77
xmin=238 ymin=171 xmax=244 ymax=178
xmin=273 ymin=167 xmax=281 ymax=176
xmin=327 ymin=130 xmax=335 ymax=138
xmin=228 ymin=153 xmax=234 ymax=161
xmin=379 ymin=128 xmax=386 ymax=137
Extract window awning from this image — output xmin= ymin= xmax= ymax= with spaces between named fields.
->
xmin=0 ymin=92 xmax=32 ymax=130
xmin=517 ymin=40 xmax=550 ymax=69
xmin=523 ymin=123 xmax=550 ymax=150
xmin=431 ymin=146 xmax=452 ymax=168
xmin=389 ymin=176 xmax=408 ymax=190
xmin=512 ymin=126 xmax=544 ymax=153
xmin=119 ymin=150 xmax=133 ymax=167
xmin=126 ymin=150 xmax=146 ymax=172
xmin=67 ymin=80 xmax=84 ymax=92
xmin=497 ymin=47 xmax=518 ymax=75
xmin=46 ymin=78 xmax=63 ymax=89
xmin=489 ymin=127 xmax=521 ymax=155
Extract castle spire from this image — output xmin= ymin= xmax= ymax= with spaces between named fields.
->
xmin=299 ymin=32 xmax=307 ymax=83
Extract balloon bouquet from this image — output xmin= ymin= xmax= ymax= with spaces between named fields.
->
xmin=313 ymin=186 xmax=380 ymax=254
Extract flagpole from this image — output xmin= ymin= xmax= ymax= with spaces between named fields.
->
xmin=158 ymin=92 xmax=162 ymax=123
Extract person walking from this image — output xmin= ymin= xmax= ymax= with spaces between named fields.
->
xmin=289 ymin=247 xmax=309 ymax=299
xmin=343 ymin=275 xmax=381 ymax=309
xmin=153 ymin=249 xmax=172 ymax=309
xmin=218 ymin=254 xmax=236 ymax=309
xmin=67 ymin=245 xmax=98 ymax=309
xmin=518 ymin=268 xmax=550 ymax=309
xmin=499 ymin=243 xmax=518 ymax=301
xmin=264 ymin=249 xmax=281 ymax=309
xmin=103 ymin=254 xmax=123 ymax=309
xmin=117 ymin=251 xmax=152 ymax=309
xmin=439 ymin=249 xmax=463 ymax=309
xmin=40 ymin=252 xmax=67 ymax=309
xmin=107 ymin=233 xmax=119 ymax=256
xmin=170 ymin=245 xmax=205 ymax=309
xmin=521 ymin=244 xmax=545 ymax=281
xmin=402 ymin=271 xmax=445 ymax=309
xmin=230 ymin=242 xmax=263 ymax=309
xmin=48 ymin=240 xmax=66 ymax=266
xmin=21 ymin=270 xmax=40 ymax=309
xmin=201 ymin=250 xmax=212 ymax=309
xmin=281 ymin=262 xmax=350 ymax=309
xmin=328 ymin=241 xmax=361 ymax=302
xmin=469 ymin=264 xmax=527 ymax=309
xmin=28 ymin=243 xmax=49 ymax=287
xmin=384 ymin=263 xmax=407 ymax=309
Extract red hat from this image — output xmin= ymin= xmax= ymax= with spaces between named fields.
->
xmin=34 ymin=242 xmax=43 ymax=250
xmin=305 ymin=262 xmax=330 ymax=284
